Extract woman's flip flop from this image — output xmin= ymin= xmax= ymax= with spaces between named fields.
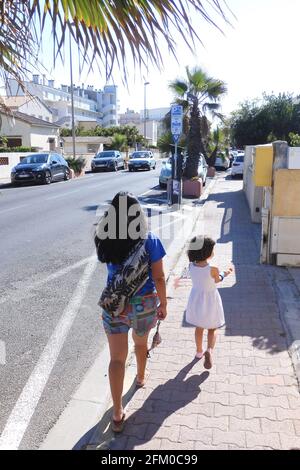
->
xmin=111 ymin=413 xmax=126 ymax=433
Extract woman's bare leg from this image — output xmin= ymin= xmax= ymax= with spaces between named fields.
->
xmin=106 ymin=333 xmax=128 ymax=421
xmin=132 ymin=330 xmax=149 ymax=384
xmin=207 ymin=329 xmax=217 ymax=350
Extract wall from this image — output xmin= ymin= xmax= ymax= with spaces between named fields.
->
xmin=0 ymin=152 xmax=36 ymax=179
xmin=253 ymin=144 xmax=273 ymax=187
xmin=0 ymin=114 xmax=31 ymax=147
xmin=19 ymin=100 xmax=52 ymax=122
xmin=272 ymin=169 xmax=300 ymax=216
xmin=30 ymin=126 xmax=59 ymax=150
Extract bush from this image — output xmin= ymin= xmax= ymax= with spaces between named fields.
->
xmin=65 ymin=156 xmax=86 ymax=174
xmin=0 ymin=146 xmax=36 ymax=153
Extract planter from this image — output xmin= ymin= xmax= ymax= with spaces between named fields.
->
xmin=182 ymin=178 xmax=202 ymax=198
xmin=207 ymin=166 xmax=216 ymax=177
xmin=74 ymin=169 xmax=85 ymax=178
xmin=69 ymin=169 xmax=75 ymax=179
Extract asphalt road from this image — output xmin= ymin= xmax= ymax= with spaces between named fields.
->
xmin=0 ymin=162 xmax=190 ymax=449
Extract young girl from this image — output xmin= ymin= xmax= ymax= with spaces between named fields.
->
xmin=186 ymin=236 xmax=233 ymax=369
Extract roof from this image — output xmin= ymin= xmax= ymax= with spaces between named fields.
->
xmin=0 ymin=110 xmax=59 ymax=128
xmin=62 ymin=136 xmax=112 ymax=144
xmin=2 ymin=95 xmax=53 ymax=114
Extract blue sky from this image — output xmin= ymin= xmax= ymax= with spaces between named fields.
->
xmin=38 ymin=0 xmax=300 ymax=117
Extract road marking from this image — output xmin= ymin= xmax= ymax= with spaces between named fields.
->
xmin=46 ymin=189 xmax=83 ymax=200
xmin=0 ymin=255 xmax=94 ymax=306
xmin=0 ymin=256 xmax=98 ymax=450
xmin=0 ymin=204 xmax=27 ymax=215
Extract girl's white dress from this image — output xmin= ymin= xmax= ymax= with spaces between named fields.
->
xmin=186 ymin=263 xmax=225 ymax=329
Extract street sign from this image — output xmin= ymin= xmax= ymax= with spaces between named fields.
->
xmin=171 ymin=104 xmax=183 ymax=143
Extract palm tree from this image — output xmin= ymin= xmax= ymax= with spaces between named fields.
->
xmin=0 ymin=1 xmax=231 ymax=107
xmin=169 ymin=66 xmax=227 ymax=178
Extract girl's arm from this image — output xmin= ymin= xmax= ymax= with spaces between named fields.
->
xmin=211 ymin=266 xmax=233 ymax=283
xmin=152 ymin=259 xmax=167 ymax=320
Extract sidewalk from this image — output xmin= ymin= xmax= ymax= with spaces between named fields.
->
xmin=95 ymin=174 xmax=300 ymax=450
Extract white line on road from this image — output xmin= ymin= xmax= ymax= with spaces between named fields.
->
xmin=46 ymin=189 xmax=83 ymax=200
xmin=0 ymin=255 xmax=94 ymax=305
xmin=0 ymin=256 xmax=98 ymax=450
xmin=0 ymin=204 xmax=27 ymax=215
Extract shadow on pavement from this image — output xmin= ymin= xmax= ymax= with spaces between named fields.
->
xmin=200 ymin=187 xmax=288 ymax=354
xmin=75 ymin=360 xmax=209 ymax=450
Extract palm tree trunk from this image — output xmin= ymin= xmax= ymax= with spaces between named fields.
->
xmin=184 ymin=99 xmax=201 ymax=179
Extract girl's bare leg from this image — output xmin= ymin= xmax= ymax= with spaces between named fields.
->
xmin=106 ymin=333 xmax=128 ymax=421
xmin=207 ymin=329 xmax=217 ymax=350
xmin=195 ymin=327 xmax=204 ymax=354
xmin=132 ymin=330 xmax=150 ymax=384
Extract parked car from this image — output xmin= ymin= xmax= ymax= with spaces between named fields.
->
xmin=91 ymin=150 xmax=124 ymax=172
xmin=231 ymin=152 xmax=244 ymax=178
xmin=214 ymin=153 xmax=230 ymax=171
xmin=128 ymin=151 xmax=156 ymax=171
xmin=159 ymin=154 xmax=208 ymax=188
xmin=11 ymin=152 xmax=70 ymax=185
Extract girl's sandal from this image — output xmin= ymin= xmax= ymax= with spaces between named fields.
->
xmin=111 ymin=413 xmax=126 ymax=433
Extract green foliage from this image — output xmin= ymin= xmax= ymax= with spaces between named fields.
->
xmin=230 ymin=93 xmax=300 ymax=147
xmin=169 ymin=66 xmax=227 ymax=178
xmin=65 ymin=156 xmax=86 ymax=174
xmin=108 ymin=133 xmax=127 ymax=151
xmin=60 ymin=125 xmax=144 ymax=148
xmin=0 ymin=146 xmax=36 ymax=153
xmin=289 ymin=132 xmax=300 ymax=147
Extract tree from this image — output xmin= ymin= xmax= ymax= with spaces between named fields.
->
xmin=230 ymin=93 xmax=300 ymax=148
xmin=108 ymin=133 xmax=127 ymax=151
xmin=169 ymin=66 xmax=227 ymax=178
xmin=1 ymin=1 xmax=231 ymax=106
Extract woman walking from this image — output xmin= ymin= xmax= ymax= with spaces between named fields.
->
xmin=95 ymin=191 xmax=167 ymax=432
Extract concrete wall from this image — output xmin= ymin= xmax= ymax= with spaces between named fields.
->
xmin=0 ymin=114 xmax=31 ymax=146
xmin=30 ymin=126 xmax=59 ymax=150
xmin=18 ymin=100 xmax=52 ymax=122
xmin=243 ymin=145 xmax=264 ymax=223
xmin=0 ymin=152 xmax=36 ymax=178
xmin=273 ymin=169 xmax=300 ymax=217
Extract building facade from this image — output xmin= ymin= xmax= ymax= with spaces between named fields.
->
xmin=5 ymin=76 xmax=118 ymax=128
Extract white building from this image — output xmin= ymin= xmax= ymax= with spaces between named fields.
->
xmin=2 ymin=96 xmax=53 ymax=122
xmin=5 ymin=76 xmax=118 ymax=128
xmin=0 ymin=111 xmax=59 ymax=150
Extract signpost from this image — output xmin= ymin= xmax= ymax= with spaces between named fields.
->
xmin=168 ymin=105 xmax=183 ymax=206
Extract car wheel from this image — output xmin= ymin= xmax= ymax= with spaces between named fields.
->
xmin=114 ymin=163 xmax=118 ymax=171
xmin=44 ymin=171 xmax=52 ymax=184
xmin=64 ymin=169 xmax=70 ymax=181
xmin=147 ymin=166 xmax=151 ymax=171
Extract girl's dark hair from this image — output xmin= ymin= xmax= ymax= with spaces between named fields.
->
xmin=187 ymin=236 xmax=215 ymax=262
xmin=94 ymin=191 xmax=148 ymax=264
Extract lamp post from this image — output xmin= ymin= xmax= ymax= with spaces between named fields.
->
xmin=69 ymin=31 xmax=76 ymax=160
xmin=144 ymin=82 xmax=150 ymax=147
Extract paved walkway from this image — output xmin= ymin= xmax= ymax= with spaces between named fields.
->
xmin=106 ymin=175 xmax=300 ymax=450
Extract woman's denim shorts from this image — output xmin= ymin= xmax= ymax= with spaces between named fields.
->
xmin=102 ymin=292 xmax=158 ymax=336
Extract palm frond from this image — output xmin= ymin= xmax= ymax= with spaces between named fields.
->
xmin=1 ymin=1 xmax=232 ymax=90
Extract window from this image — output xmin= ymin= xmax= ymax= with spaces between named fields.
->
xmin=0 ymin=157 xmax=9 ymax=166
xmin=7 ymin=137 xmax=22 ymax=148
xmin=87 ymin=144 xmax=99 ymax=153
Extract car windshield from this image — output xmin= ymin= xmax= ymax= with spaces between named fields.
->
xmin=131 ymin=153 xmax=149 ymax=158
xmin=96 ymin=152 xmax=115 ymax=158
xmin=236 ymin=156 xmax=244 ymax=162
xmin=20 ymin=154 xmax=48 ymax=164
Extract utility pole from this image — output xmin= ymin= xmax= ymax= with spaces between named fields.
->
xmin=144 ymin=82 xmax=149 ymax=147
xmin=69 ymin=31 xmax=76 ymax=159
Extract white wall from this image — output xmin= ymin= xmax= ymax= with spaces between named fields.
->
xmin=30 ymin=126 xmax=59 ymax=150
xmin=0 ymin=114 xmax=31 ymax=147
xmin=18 ymin=100 xmax=52 ymax=122
xmin=0 ymin=152 xmax=36 ymax=179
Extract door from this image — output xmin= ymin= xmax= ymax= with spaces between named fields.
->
xmin=50 ymin=155 xmax=61 ymax=180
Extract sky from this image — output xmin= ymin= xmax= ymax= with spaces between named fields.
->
xmin=37 ymin=0 xmax=300 ymax=117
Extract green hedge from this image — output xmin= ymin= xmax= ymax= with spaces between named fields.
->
xmin=0 ymin=146 xmax=36 ymax=153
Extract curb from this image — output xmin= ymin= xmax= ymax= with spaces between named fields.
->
xmin=271 ymin=268 xmax=300 ymax=390
xmin=40 ymin=178 xmax=217 ymax=450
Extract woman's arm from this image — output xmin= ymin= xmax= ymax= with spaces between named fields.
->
xmin=151 ymin=259 xmax=167 ymax=320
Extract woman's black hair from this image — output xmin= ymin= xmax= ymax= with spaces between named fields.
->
xmin=187 ymin=236 xmax=215 ymax=262
xmin=94 ymin=191 xmax=148 ymax=264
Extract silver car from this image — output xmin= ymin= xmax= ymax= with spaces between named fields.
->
xmin=159 ymin=154 xmax=208 ymax=188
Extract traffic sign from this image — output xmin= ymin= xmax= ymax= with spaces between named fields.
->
xmin=171 ymin=104 xmax=183 ymax=143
